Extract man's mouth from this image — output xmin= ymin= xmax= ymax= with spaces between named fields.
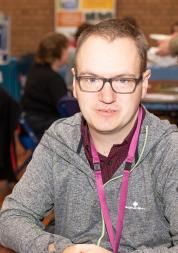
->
xmin=97 ymin=108 xmax=117 ymax=114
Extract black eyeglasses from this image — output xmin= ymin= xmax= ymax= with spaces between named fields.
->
xmin=75 ymin=75 xmax=143 ymax=94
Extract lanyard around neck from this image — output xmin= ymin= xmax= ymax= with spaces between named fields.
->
xmin=90 ymin=107 xmax=143 ymax=253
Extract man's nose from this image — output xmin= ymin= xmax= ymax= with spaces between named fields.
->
xmin=98 ymin=81 xmax=116 ymax=104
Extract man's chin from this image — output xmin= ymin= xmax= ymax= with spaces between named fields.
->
xmin=92 ymin=125 xmax=117 ymax=134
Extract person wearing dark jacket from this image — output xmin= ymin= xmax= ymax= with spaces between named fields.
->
xmin=0 ymin=87 xmax=20 ymax=195
xmin=21 ymin=32 xmax=69 ymax=140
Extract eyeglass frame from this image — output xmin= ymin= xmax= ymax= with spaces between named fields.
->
xmin=74 ymin=73 xmax=143 ymax=94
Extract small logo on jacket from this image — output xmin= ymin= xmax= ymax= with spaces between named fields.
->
xmin=126 ymin=201 xmax=145 ymax=210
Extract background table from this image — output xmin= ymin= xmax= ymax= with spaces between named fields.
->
xmin=143 ymin=80 xmax=178 ymax=124
xmin=150 ymin=66 xmax=178 ymax=81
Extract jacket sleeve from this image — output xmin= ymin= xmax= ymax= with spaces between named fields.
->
xmin=0 ymin=141 xmax=72 ymax=253
xmin=132 ymin=135 xmax=178 ymax=253
xmin=132 ymin=246 xmax=178 ymax=253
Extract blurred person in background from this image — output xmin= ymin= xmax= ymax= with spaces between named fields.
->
xmin=156 ymin=21 xmax=178 ymax=57
xmin=0 ymin=87 xmax=20 ymax=202
xmin=157 ymin=33 xmax=178 ymax=57
xmin=148 ymin=21 xmax=178 ymax=67
xmin=21 ymin=32 xmax=69 ymax=140
xmin=171 ymin=21 xmax=178 ymax=34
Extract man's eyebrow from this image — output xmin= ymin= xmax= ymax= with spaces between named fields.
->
xmin=78 ymin=72 xmax=100 ymax=77
xmin=78 ymin=72 xmax=138 ymax=78
xmin=113 ymin=74 xmax=138 ymax=78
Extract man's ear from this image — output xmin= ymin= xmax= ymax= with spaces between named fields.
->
xmin=141 ymin=69 xmax=151 ymax=99
xmin=71 ymin=68 xmax=77 ymax=98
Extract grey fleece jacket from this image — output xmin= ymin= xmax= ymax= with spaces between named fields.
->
xmin=1 ymin=110 xmax=178 ymax=253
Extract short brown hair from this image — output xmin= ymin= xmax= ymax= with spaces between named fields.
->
xmin=75 ymin=19 xmax=148 ymax=73
xmin=35 ymin=32 xmax=69 ymax=65
xmin=75 ymin=22 xmax=92 ymax=41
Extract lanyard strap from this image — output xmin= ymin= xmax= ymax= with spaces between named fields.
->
xmin=91 ymin=107 xmax=143 ymax=253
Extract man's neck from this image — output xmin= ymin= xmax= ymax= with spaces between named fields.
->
xmin=51 ymin=59 xmax=62 ymax=72
xmin=89 ymin=131 xmax=122 ymax=156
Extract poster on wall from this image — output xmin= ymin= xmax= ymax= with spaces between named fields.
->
xmin=55 ymin=0 xmax=116 ymax=38
xmin=0 ymin=15 xmax=10 ymax=64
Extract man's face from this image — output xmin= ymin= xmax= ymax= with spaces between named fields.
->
xmin=61 ymin=47 xmax=69 ymax=65
xmin=73 ymin=36 xmax=149 ymax=138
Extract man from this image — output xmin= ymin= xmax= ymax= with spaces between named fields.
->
xmin=1 ymin=19 xmax=178 ymax=253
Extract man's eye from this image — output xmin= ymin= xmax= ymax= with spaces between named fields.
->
xmin=117 ymin=78 xmax=134 ymax=85
xmin=90 ymin=78 xmax=96 ymax=83
xmin=119 ymin=78 xmax=129 ymax=83
xmin=88 ymin=78 xmax=97 ymax=83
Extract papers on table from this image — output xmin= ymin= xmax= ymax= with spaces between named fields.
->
xmin=143 ymin=93 xmax=178 ymax=103
xmin=149 ymin=34 xmax=171 ymax=41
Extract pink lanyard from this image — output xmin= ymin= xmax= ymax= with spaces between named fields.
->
xmin=90 ymin=107 xmax=143 ymax=253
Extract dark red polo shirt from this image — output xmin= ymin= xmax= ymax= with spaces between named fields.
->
xmin=81 ymin=108 xmax=145 ymax=183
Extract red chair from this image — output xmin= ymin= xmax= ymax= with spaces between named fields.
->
xmin=0 ymin=245 xmax=16 ymax=253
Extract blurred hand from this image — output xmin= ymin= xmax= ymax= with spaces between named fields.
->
xmin=62 ymin=244 xmax=112 ymax=253
xmin=172 ymin=31 xmax=178 ymax=38
xmin=156 ymin=39 xmax=171 ymax=56
xmin=156 ymin=32 xmax=178 ymax=56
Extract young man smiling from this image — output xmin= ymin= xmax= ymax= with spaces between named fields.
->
xmin=1 ymin=19 xmax=178 ymax=253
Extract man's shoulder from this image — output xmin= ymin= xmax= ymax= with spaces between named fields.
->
xmin=144 ymin=110 xmax=178 ymax=147
xmin=52 ymin=113 xmax=81 ymax=129
xmin=144 ymin=110 xmax=177 ymax=132
xmin=40 ymin=113 xmax=82 ymax=150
